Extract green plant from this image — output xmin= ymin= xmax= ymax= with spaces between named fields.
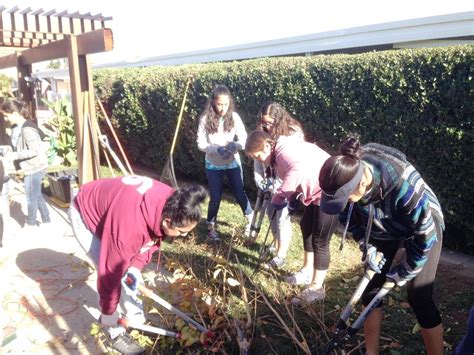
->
xmin=43 ymin=98 xmax=77 ymax=166
xmin=0 ymin=73 xmax=13 ymax=96
xmin=94 ymin=46 xmax=473 ymax=253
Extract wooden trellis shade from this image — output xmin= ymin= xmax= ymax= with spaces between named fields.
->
xmin=0 ymin=5 xmax=112 ymax=49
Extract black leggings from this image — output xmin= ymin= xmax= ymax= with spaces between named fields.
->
xmin=361 ymin=218 xmax=443 ymax=329
xmin=299 ymin=204 xmax=339 ymax=270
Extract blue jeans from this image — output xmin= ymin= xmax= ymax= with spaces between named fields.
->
xmin=24 ymin=169 xmax=50 ymax=225
xmin=206 ymin=166 xmax=252 ymax=223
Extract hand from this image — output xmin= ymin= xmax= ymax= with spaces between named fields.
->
xmin=121 ymin=266 xmax=143 ymax=303
xmin=387 ymin=266 xmax=408 ymax=287
xmin=363 ymin=244 xmax=386 ymax=273
xmin=287 ymin=193 xmax=302 ymax=215
xmin=271 ymin=201 xmax=287 ymax=211
xmin=226 ymin=142 xmax=238 ymax=154
xmin=258 ymin=179 xmax=273 ymax=193
xmin=217 ymin=146 xmax=231 ymax=159
xmin=99 ymin=311 xmax=120 ymax=327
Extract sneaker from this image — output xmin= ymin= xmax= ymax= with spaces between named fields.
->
xmin=265 ymin=256 xmax=285 ymax=270
xmin=244 ymin=212 xmax=254 ymax=237
xmin=110 ymin=332 xmax=144 ymax=355
xmin=291 ymin=286 xmax=326 ymax=305
xmin=207 ymin=228 xmax=221 ymax=242
xmin=285 ymin=270 xmax=312 ymax=285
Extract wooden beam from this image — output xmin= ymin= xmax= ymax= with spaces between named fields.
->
xmin=10 ymin=29 xmax=113 ymax=66
xmin=0 ymin=53 xmax=19 ymax=69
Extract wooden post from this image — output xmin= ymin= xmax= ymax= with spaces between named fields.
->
xmin=67 ymin=34 xmax=98 ymax=185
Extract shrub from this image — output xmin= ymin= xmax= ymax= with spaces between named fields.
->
xmin=94 ymin=46 xmax=473 ymax=252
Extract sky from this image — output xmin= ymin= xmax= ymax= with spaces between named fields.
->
xmin=2 ymin=0 xmax=473 ymax=66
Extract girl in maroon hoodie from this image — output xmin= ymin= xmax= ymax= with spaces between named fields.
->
xmin=69 ymin=175 xmax=207 ymax=354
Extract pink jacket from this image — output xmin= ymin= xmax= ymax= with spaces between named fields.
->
xmin=271 ymin=135 xmax=330 ymax=206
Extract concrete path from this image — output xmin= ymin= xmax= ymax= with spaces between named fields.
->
xmin=0 ymin=187 xmax=102 ymax=354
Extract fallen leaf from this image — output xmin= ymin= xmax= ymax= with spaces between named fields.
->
xmin=227 ymin=277 xmax=240 ymax=287
xmin=412 ymin=322 xmax=421 ymax=334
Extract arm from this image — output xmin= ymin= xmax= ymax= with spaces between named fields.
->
xmin=232 ymin=113 xmax=248 ymax=150
xmin=253 ymin=160 xmax=266 ymax=187
xmin=390 ymin=177 xmax=440 ymax=281
xmin=196 ymin=115 xmax=219 ymax=154
xmin=129 ymin=243 xmax=159 ymax=270
xmin=8 ymin=127 xmax=43 ymax=161
xmin=97 ymin=231 xmax=155 ymax=315
xmin=271 ymin=159 xmax=301 ymax=205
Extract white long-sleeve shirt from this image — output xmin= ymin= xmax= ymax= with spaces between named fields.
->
xmin=196 ymin=112 xmax=248 ymax=169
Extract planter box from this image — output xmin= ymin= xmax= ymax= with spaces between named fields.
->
xmin=46 ymin=169 xmax=77 ymax=204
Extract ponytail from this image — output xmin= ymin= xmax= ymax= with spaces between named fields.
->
xmin=319 ymin=136 xmax=362 ymax=193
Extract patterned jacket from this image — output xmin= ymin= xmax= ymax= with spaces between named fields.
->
xmin=340 ymin=143 xmax=444 ymax=281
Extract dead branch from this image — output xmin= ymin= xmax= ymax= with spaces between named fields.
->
xmin=254 ymin=285 xmax=311 ymax=354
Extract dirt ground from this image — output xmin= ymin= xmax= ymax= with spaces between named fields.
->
xmin=0 ymin=185 xmax=473 ymax=354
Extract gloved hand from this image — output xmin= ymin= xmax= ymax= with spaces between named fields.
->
xmin=99 ymin=311 xmax=120 ymax=327
xmin=386 ymin=265 xmax=408 ymax=287
xmin=226 ymin=142 xmax=238 ymax=154
xmin=258 ymin=178 xmax=273 ymax=193
xmin=121 ymin=266 xmax=143 ymax=303
xmin=363 ymin=244 xmax=386 ymax=273
xmin=287 ymin=193 xmax=302 ymax=215
xmin=217 ymin=146 xmax=231 ymax=160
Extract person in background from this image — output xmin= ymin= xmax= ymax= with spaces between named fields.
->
xmin=2 ymin=99 xmax=50 ymax=228
xmin=319 ymin=136 xmax=444 ymax=355
xmin=69 ymin=175 xmax=207 ymax=355
xmin=455 ymin=307 xmax=474 ymax=355
xmin=196 ymin=85 xmax=253 ymax=242
xmin=252 ymin=101 xmax=305 ymax=269
xmin=246 ymin=130 xmax=339 ymax=304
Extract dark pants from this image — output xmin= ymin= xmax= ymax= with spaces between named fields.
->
xmin=205 ymin=166 xmax=252 ymax=223
xmin=24 ymin=169 xmax=50 ymax=225
xmin=361 ymin=217 xmax=443 ymax=329
xmin=300 ymin=203 xmax=339 ymax=270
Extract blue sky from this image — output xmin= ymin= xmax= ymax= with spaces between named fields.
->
xmin=3 ymin=0 xmax=473 ymax=65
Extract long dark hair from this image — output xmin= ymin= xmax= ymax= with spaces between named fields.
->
xmin=2 ymin=99 xmax=32 ymax=119
xmin=200 ymin=85 xmax=235 ymax=134
xmin=162 ymin=184 xmax=208 ymax=228
xmin=319 ymin=136 xmax=362 ymax=193
xmin=257 ymin=101 xmax=304 ymax=140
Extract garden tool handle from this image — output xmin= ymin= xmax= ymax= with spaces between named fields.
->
xmin=117 ymin=318 xmax=181 ymax=338
xmin=338 ymin=268 xmax=376 ymax=327
xmin=347 ymin=280 xmax=395 ymax=334
xmin=125 ymin=277 xmax=211 ymax=335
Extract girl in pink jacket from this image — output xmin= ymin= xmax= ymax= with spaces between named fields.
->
xmin=246 ymin=130 xmax=339 ymax=305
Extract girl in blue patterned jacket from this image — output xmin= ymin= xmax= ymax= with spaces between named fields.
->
xmin=318 ymin=137 xmax=444 ymax=355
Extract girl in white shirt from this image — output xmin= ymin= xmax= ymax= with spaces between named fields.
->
xmin=196 ymin=85 xmax=253 ymax=241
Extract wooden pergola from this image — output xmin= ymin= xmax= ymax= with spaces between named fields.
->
xmin=0 ymin=6 xmax=113 ymax=185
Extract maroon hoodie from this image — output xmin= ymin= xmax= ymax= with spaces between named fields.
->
xmin=74 ymin=175 xmax=174 ymax=315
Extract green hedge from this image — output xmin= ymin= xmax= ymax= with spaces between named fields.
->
xmin=94 ymin=46 xmax=473 ymax=251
